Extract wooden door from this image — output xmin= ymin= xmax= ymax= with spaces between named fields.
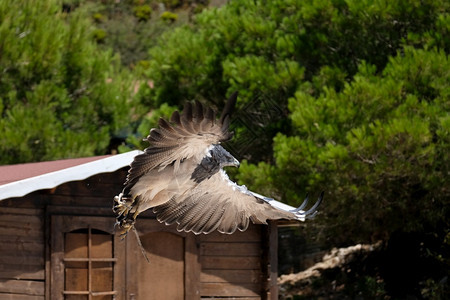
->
xmin=126 ymin=219 xmax=201 ymax=300
xmin=51 ymin=215 xmax=126 ymax=300
xmin=51 ymin=216 xmax=200 ymax=300
xmin=137 ymin=232 xmax=184 ymax=299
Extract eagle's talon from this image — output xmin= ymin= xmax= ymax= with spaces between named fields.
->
xmin=113 ymin=193 xmax=135 ymax=217
xmin=118 ymin=217 xmax=135 ymax=237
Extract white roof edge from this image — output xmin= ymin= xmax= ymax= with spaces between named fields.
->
xmin=0 ymin=150 xmax=142 ymax=201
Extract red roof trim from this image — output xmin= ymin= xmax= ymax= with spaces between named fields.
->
xmin=0 ymin=151 xmax=140 ymax=200
xmin=0 ymin=156 xmax=109 ymax=186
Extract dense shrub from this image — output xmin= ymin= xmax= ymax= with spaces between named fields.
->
xmin=133 ymin=4 xmax=152 ymax=22
xmin=142 ymin=0 xmax=448 ymax=161
xmin=237 ymin=47 xmax=449 ymax=244
xmin=0 ymin=0 xmax=137 ymax=164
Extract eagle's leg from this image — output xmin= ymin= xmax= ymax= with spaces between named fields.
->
xmin=113 ymin=193 xmax=133 ymax=215
xmin=117 ymin=215 xmax=135 ymax=237
xmin=113 ymin=193 xmax=138 ymax=236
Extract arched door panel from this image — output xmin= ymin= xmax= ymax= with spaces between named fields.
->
xmin=51 ymin=216 xmax=126 ymax=300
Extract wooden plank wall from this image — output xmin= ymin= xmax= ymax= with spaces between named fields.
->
xmin=198 ymin=225 xmax=266 ymax=299
xmin=48 ymin=169 xmax=126 ymax=211
xmin=0 ymin=204 xmax=45 ymax=300
xmin=0 ymin=168 xmax=127 ymax=300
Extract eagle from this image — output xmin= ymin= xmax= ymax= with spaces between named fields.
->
xmin=113 ymin=92 xmax=322 ymax=236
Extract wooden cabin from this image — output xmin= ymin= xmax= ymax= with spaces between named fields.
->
xmin=0 ymin=151 xmax=282 ymax=300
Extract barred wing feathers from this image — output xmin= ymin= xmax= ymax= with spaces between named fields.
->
xmin=123 ymin=101 xmax=232 ymax=195
xmin=153 ymin=170 xmax=319 ymax=235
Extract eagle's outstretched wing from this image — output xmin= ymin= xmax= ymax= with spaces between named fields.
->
xmin=153 ymin=170 xmax=323 ymax=234
xmin=113 ymin=92 xmax=322 ymax=235
xmin=123 ymin=99 xmax=233 ymax=196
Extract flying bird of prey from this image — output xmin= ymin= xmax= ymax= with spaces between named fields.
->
xmin=114 ymin=92 xmax=322 ymax=236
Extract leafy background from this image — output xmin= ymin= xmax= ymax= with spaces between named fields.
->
xmin=0 ymin=0 xmax=448 ymax=298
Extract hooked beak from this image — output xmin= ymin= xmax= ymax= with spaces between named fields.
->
xmin=216 ymin=144 xmax=240 ymax=168
xmin=232 ymin=156 xmax=240 ymax=168
xmin=222 ymin=153 xmax=240 ymax=168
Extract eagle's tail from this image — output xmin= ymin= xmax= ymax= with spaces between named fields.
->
xmin=113 ymin=193 xmax=137 ymax=236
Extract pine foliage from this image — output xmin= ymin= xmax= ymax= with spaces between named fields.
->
xmin=0 ymin=0 xmax=136 ymax=164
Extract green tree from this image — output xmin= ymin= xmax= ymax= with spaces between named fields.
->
xmin=238 ymin=47 xmax=449 ymax=244
xmin=74 ymin=0 xmax=209 ymax=69
xmin=0 ymin=0 xmax=138 ymax=164
xmin=140 ymin=0 xmax=448 ymax=162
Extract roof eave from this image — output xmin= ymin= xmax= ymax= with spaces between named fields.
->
xmin=0 ymin=150 xmax=142 ymax=201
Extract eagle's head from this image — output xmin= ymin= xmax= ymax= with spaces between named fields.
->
xmin=190 ymin=144 xmax=239 ymax=184
xmin=210 ymin=144 xmax=240 ymax=168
